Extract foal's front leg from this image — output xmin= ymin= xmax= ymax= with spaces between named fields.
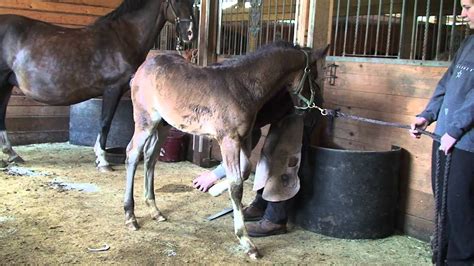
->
xmin=220 ymin=136 xmax=260 ymax=259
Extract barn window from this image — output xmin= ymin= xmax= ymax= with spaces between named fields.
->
xmin=332 ymin=0 xmax=470 ymax=61
xmin=154 ymin=0 xmax=470 ymax=62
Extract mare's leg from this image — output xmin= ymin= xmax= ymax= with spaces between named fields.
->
xmin=124 ymin=125 xmax=154 ymax=230
xmin=143 ymin=123 xmax=170 ymax=222
xmin=220 ymin=135 xmax=259 ymax=259
xmin=0 ymin=72 xmax=23 ymax=163
xmin=94 ymin=87 xmax=127 ymax=172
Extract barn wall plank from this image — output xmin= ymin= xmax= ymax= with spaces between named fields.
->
xmin=322 ymin=60 xmax=447 ymax=240
xmin=0 ymin=0 xmax=119 ymax=145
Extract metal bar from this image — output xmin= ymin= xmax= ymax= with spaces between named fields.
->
xmin=282 ymin=0 xmax=286 ymax=40
xmin=342 ymin=0 xmax=350 ymax=56
xmin=274 ymin=0 xmax=278 ymax=41
xmin=266 ymin=0 xmax=271 ymax=44
xmin=233 ymin=6 xmax=238 ymax=55
xmin=353 ymin=0 xmax=361 ymax=54
xmin=374 ymin=0 xmax=382 ymax=56
xmin=240 ymin=13 xmax=244 ymax=55
xmin=386 ymin=0 xmax=394 ymax=56
xmin=435 ymin=0 xmax=444 ymax=60
xmin=397 ymin=0 xmax=406 ymax=59
xmin=363 ymin=0 xmax=371 ymax=55
xmin=410 ymin=0 xmax=418 ymax=60
xmin=289 ymin=0 xmax=294 ymax=42
xmin=217 ymin=0 xmax=223 ymax=55
xmin=422 ymin=0 xmax=431 ymax=60
xmin=449 ymin=0 xmax=457 ymax=61
xmin=333 ymin=0 xmax=341 ymax=56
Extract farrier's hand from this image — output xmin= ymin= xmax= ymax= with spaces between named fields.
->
xmin=439 ymin=133 xmax=457 ymax=155
xmin=192 ymin=171 xmax=219 ymax=192
xmin=409 ymin=117 xmax=429 ymax=139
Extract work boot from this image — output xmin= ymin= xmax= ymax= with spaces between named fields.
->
xmin=242 ymin=205 xmax=264 ymax=221
xmin=246 ymin=218 xmax=287 ymax=237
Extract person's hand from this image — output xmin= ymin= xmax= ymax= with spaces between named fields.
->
xmin=192 ymin=171 xmax=219 ymax=192
xmin=409 ymin=117 xmax=429 ymax=138
xmin=439 ymin=133 xmax=457 ymax=155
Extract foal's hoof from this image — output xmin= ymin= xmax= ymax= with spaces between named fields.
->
xmin=152 ymin=213 xmax=167 ymax=222
xmin=247 ymin=248 xmax=261 ymax=260
xmin=97 ymin=165 xmax=114 ymax=172
xmin=125 ymin=219 xmax=140 ymax=231
xmin=8 ymin=155 xmax=25 ymax=164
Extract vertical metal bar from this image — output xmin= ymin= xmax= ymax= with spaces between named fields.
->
xmin=386 ymin=0 xmax=394 ymax=56
xmin=397 ymin=0 xmax=406 ymax=59
xmin=289 ymin=0 xmax=294 ymax=42
xmin=353 ymin=0 xmax=361 ymax=54
xmin=342 ymin=0 xmax=350 ymax=56
xmin=282 ymin=0 xmax=286 ymax=40
xmin=410 ymin=0 xmax=418 ymax=59
xmin=240 ymin=10 xmax=244 ymax=55
xmin=233 ymin=6 xmax=238 ymax=55
xmin=274 ymin=0 xmax=278 ymax=41
xmin=449 ymin=0 xmax=458 ymax=61
xmin=259 ymin=1 xmax=264 ymax=47
xmin=217 ymin=0 xmax=223 ymax=55
xmin=374 ymin=0 xmax=382 ymax=56
xmin=363 ymin=0 xmax=371 ymax=55
xmin=333 ymin=0 xmax=341 ymax=56
xmin=266 ymin=0 xmax=271 ymax=43
xmin=435 ymin=0 xmax=444 ymax=60
xmin=422 ymin=0 xmax=431 ymax=60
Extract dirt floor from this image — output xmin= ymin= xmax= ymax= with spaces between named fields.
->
xmin=0 ymin=143 xmax=431 ymax=264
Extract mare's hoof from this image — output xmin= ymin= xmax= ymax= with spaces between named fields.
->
xmin=8 ymin=155 xmax=25 ymax=163
xmin=126 ymin=219 xmax=139 ymax=231
xmin=247 ymin=248 xmax=261 ymax=260
xmin=97 ymin=165 xmax=114 ymax=172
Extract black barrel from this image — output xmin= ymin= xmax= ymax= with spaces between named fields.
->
xmin=292 ymin=145 xmax=401 ymax=239
xmin=69 ymin=98 xmax=134 ymax=148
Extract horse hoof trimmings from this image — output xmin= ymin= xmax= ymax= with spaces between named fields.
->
xmin=124 ymin=40 xmax=329 ymax=258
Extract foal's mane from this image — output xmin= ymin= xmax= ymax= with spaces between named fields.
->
xmin=94 ymin=0 xmax=154 ymax=24
xmin=217 ymin=41 xmax=301 ymax=68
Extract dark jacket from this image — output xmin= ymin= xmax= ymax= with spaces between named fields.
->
xmin=419 ymin=35 xmax=474 ymax=153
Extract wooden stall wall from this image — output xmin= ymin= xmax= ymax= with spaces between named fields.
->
xmin=0 ymin=0 xmax=118 ymax=144
xmin=323 ymin=59 xmax=447 ymax=241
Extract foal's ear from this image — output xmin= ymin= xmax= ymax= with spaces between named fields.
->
xmin=311 ymin=44 xmax=330 ymax=62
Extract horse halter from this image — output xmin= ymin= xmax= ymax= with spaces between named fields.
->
xmin=164 ymin=0 xmax=194 ymax=52
xmin=292 ymin=49 xmax=319 ymax=111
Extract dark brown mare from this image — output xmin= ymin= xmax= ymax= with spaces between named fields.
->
xmin=125 ymin=40 xmax=328 ymax=258
xmin=0 ymin=0 xmax=196 ymax=171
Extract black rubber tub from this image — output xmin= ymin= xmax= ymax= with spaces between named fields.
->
xmin=291 ymin=145 xmax=401 ymax=239
xmin=69 ymin=98 xmax=134 ymax=148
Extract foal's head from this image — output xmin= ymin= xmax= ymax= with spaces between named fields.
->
xmin=270 ymin=42 xmax=328 ymax=110
xmin=163 ymin=0 xmax=196 ymax=43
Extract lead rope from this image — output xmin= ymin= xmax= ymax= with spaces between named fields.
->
xmin=433 ymin=151 xmax=451 ymax=266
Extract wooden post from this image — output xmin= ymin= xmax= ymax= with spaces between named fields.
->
xmin=310 ymin=0 xmax=334 ymax=49
xmin=295 ymin=0 xmax=310 ymax=46
xmin=248 ymin=0 xmax=262 ymax=52
xmin=190 ymin=0 xmax=220 ymax=167
xmin=399 ymin=1 xmax=415 ymax=59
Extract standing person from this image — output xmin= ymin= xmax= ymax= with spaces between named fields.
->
xmin=410 ymin=1 xmax=474 ymax=264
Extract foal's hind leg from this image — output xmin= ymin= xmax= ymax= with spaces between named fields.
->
xmin=94 ymin=86 xmax=127 ymax=172
xmin=0 ymin=72 xmax=23 ymax=163
xmin=124 ymin=127 xmax=154 ymax=230
xmin=220 ymin=135 xmax=260 ymax=259
xmin=143 ymin=123 xmax=170 ymax=222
